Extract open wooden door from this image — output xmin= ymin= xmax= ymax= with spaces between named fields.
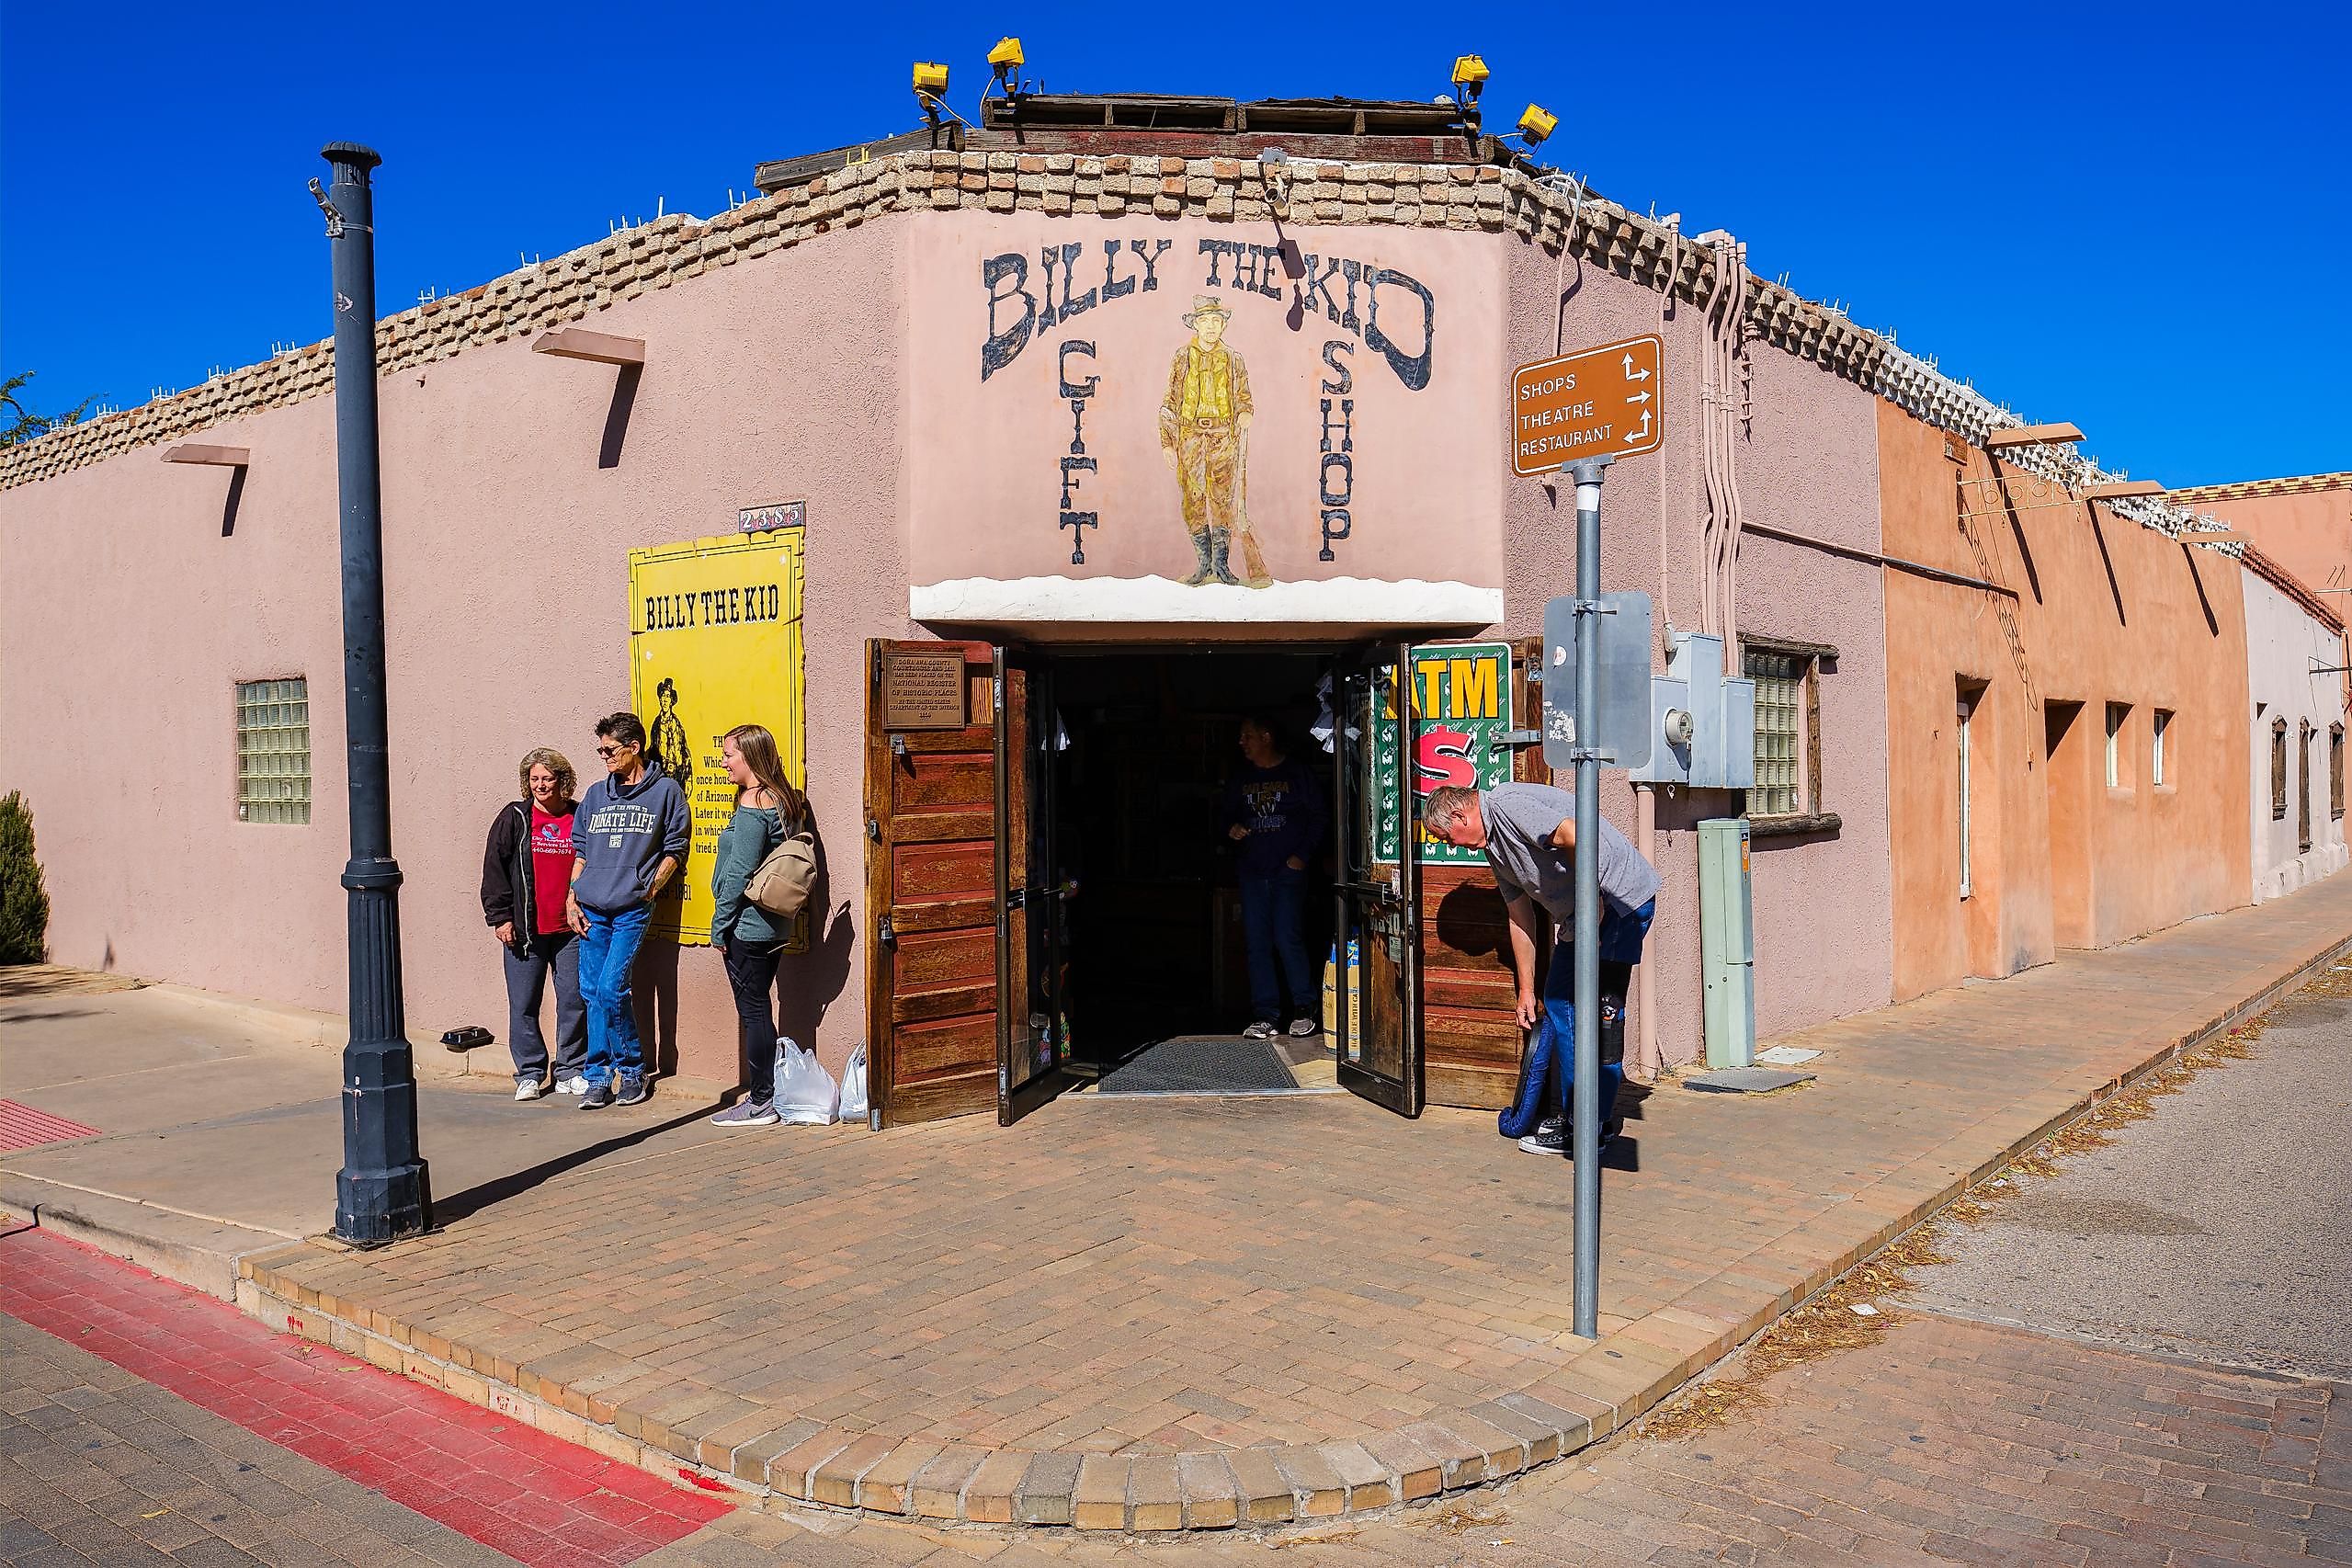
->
xmin=866 ymin=639 xmax=1004 ymax=1126
xmin=1420 ymin=639 xmax=1547 ymax=1109
xmin=1332 ymin=642 xmax=1423 ymax=1116
xmin=997 ymin=646 xmax=1073 ymax=1124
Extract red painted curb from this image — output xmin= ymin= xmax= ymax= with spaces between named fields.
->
xmin=0 ymin=1224 xmax=730 ymax=1567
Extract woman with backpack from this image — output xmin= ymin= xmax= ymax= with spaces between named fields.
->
xmin=706 ymin=722 xmax=810 ymax=1128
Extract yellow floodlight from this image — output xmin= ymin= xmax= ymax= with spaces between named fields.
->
xmin=912 ymin=61 xmax=950 ymax=97
xmin=988 ymin=36 xmax=1025 ymax=72
xmin=1517 ymin=103 xmax=1559 ymax=145
xmin=1451 ymin=54 xmax=1490 ymax=92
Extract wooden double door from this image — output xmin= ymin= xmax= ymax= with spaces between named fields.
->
xmin=861 ymin=639 xmax=1541 ymax=1129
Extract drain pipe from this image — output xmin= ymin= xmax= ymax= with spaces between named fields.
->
xmin=1632 ymin=782 xmax=1660 ymax=1081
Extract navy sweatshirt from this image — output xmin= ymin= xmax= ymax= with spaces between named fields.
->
xmin=569 ymin=768 xmax=690 ymax=913
xmin=1220 ymin=758 xmax=1327 ymax=876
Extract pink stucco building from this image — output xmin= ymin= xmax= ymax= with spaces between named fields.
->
xmin=0 ymin=92 xmax=2313 ymax=1130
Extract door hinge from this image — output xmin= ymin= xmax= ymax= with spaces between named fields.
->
xmin=1004 ymin=888 xmax=1027 ymax=910
xmin=890 ymin=734 xmax=910 ymax=760
xmin=1496 ymin=729 xmax=1544 ymax=749
xmin=866 ymin=816 xmax=881 ymax=842
xmin=878 ymin=915 xmax=897 ymax=945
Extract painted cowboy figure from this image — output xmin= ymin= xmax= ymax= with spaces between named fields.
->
xmin=1158 ymin=295 xmax=1255 ymax=586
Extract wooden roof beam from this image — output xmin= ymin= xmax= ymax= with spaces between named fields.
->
xmin=161 ymin=444 xmax=249 ymax=466
xmin=2082 ymin=480 xmax=2165 ymax=500
xmin=531 ymin=328 xmax=646 ymax=367
xmin=1982 ymin=422 xmax=2085 ymax=450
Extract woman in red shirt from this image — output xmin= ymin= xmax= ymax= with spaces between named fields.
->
xmin=478 ymin=748 xmax=586 ymax=1099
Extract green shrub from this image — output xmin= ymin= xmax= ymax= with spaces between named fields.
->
xmin=0 ymin=790 xmax=50 ymax=964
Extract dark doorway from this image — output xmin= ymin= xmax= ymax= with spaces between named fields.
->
xmin=1044 ymin=648 xmax=1336 ymax=1084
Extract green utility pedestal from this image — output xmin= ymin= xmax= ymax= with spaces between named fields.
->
xmin=1699 ymin=818 xmax=1755 ymax=1069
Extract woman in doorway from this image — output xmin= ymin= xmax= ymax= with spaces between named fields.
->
xmin=707 ymin=723 xmax=808 ymax=1128
xmin=479 ymin=748 xmax=587 ymax=1099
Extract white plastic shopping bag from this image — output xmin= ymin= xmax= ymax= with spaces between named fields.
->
xmin=837 ymin=1043 xmax=869 ymax=1123
xmin=772 ymin=1036 xmax=839 ymax=1125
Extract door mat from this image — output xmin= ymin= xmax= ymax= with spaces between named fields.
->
xmin=1095 ymin=1036 xmax=1300 ymax=1095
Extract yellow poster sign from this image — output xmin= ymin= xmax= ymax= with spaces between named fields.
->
xmin=627 ymin=528 xmax=807 ymax=948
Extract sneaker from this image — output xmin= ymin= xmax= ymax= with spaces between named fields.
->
xmin=614 ymin=1076 xmax=650 ymax=1107
xmin=554 ymin=1074 xmax=587 ymax=1096
xmin=710 ymin=1100 xmax=780 ymax=1128
xmin=578 ymin=1080 xmax=613 ymax=1110
xmin=1519 ymin=1119 xmax=1623 ymax=1156
xmin=1538 ymin=1116 xmax=1562 ymax=1137
xmin=514 ymin=1077 xmax=548 ymax=1102
xmin=1287 ymin=1017 xmax=1319 ymax=1038
xmin=1242 ymin=1021 xmax=1278 ymax=1040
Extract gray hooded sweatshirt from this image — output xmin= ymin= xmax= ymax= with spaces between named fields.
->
xmin=569 ymin=768 xmax=690 ymax=914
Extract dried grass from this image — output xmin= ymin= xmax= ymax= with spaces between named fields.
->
xmin=1420 ymin=1500 xmax=1508 ymax=1536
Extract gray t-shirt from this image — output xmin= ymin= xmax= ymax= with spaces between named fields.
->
xmin=1477 ymin=783 xmax=1661 ymax=927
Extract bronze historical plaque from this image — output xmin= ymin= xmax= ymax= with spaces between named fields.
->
xmin=883 ymin=648 xmax=969 ymax=729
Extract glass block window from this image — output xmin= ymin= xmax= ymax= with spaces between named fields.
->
xmin=236 ymin=678 xmax=311 ymax=824
xmin=1744 ymin=647 xmax=1809 ymax=818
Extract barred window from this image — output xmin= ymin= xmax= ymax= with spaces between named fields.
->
xmin=1741 ymin=641 xmax=1826 ymax=822
xmin=236 ymin=678 xmax=311 ymax=824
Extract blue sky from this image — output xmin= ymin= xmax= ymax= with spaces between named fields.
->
xmin=4 ymin=2 xmax=2344 ymax=486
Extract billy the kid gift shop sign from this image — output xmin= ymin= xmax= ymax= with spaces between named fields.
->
xmin=627 ymin=528 xmax=809 ymax=948
xmin=906 ymin=216 xmax=1505 ymax=625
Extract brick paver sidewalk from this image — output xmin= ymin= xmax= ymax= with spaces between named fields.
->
xmin=238 ymin=874 xmax=2352 ymax=1532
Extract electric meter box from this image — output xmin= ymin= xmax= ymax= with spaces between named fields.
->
xmin=1699 ymin=817 xmax=1755 ymax=1069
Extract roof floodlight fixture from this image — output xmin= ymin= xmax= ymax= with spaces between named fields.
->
xmin=1257 ymin=145 xmax=1293 ymax=214
xmin=1517 ymin=103 xmax=1560 ymax=147
xmin=1450 ymin=54 xmax=1489 ymax=129
xmin=986 ymin=36 xmax=1026 ymax=99
xmin=913 ymin=60 xmax=950 ymax=121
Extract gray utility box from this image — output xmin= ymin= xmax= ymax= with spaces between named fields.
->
xmin=1699 ymin=817 xmax=1755 ymax=1069
xmin=1630 ymin=632 xmax=1757 ymax=789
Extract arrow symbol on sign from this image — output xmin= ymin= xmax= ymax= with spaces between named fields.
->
xmin=1622 ymin=354 xmax=1652 ymax=381
xmin=1625 ymin=391 xmax=1651 ymax=406
xmin=1630 ymin=409 xmax=1653 ymax=441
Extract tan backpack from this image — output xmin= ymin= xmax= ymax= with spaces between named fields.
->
xmin=744 ymin=821 xmax=818 ymax=917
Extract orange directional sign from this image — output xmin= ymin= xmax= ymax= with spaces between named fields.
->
xmin=1511 ymin=334 xmax=1664 ymax=475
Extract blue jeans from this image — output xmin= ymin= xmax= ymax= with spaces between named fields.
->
xmin=1239 ymin=869 xmax=1314 ymax=1025
xmin=577 ymin=903 xmax=652 ymax=1087
xmin=1539 ymin=899 xmax=1655 ymax=1129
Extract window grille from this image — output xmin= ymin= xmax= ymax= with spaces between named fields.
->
xmin=2332 ymin=725 xmax=2345 ymax=822
xmin=236 ymin=678 xmax=311 ymax=824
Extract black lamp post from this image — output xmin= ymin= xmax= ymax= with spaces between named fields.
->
xmin=318 ymin=142 xmax=431 ymax=1244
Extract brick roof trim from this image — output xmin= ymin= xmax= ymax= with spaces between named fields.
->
xmin=0 ymin=146 xmax=2259 ymax=555
xmin=2242 ymin=545 xmax=2346 ymax=634
xmin=2169 ymin=472 xmax=2352 ymax=504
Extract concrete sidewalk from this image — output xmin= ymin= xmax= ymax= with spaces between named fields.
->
xmin=9 ymin=872 xmax=2352 ymax=1537
xmin=0 ymin=969 xmax=741 ymax=1300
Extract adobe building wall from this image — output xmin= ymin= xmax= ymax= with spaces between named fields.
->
xmin=0 ymin=225 xmax=909 ymax=1084
xmin=1880 ymin=405 xmax=2252 ymax=999
xmin=2242 ymin=564 xmax=2349 ymax=901
xmin=1501 ymin=236 xmax=1894 ymax=1067
xmin=2180 ymin=477 xmax=2352 ymax=598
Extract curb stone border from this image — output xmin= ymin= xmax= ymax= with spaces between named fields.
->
xmin=222 ymin=919 xmax=2352 ymax=1535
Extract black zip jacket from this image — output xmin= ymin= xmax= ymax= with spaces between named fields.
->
xmin=480 ymin=801 xmax=540 ymax=958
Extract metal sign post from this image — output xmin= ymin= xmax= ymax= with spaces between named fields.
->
xmin=1513 ymin=333 xmax=1667 ymax=1343
xmin=1567 ymin=455 xmax=1609 ymax=1339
